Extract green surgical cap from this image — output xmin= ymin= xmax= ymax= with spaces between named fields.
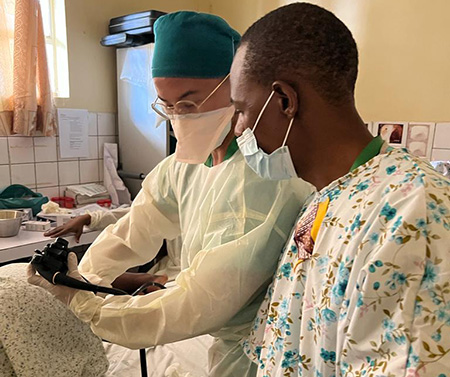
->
xmin=152 ymin=11 xmax=241 ymax=78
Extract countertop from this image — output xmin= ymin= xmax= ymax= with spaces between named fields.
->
xmin=0 ymin=227 xmax=101 ymax=263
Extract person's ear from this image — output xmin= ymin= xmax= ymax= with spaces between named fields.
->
xmin=272 ymin=81 xmax=298 ymax=119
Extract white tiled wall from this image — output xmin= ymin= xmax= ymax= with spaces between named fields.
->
xmin=0 ymin=112 xmax=117 ymax=198
xmin=11 ymin=164 xmax=35 ymax=186
xmin=0 ymin=138 xmax=9 ymax=164
xmin=0 ymin=165 xmax=11 ymax=187
xmin=9 ymin=137 xmax=34 ymax=163
xmin=34 ymin=137 xmax=57 ymax=162
xmin=432 ymin=123 xmax=450 ymax=160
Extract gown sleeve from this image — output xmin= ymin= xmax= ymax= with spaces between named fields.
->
xmin=69 ymin=179 xmax=303 ymax=349
xmin=77 ymin=156 xmax=181 ymax=286
xmin=87 ymin=207 xmax=130 ymax=230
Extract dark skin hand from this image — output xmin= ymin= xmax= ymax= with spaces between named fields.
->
xmin=44 ymin=214 xmax=92 ymax=243
xmin=112 ymin=272 xmax=168 ymax=295
xmin=45 ymin=214 xmax=168 ymax=294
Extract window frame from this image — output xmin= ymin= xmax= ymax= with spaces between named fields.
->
xmin=40 ymin=0 xmax=70 ymax=98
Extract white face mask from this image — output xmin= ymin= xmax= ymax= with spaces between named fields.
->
xmin=171 ymin=105 xmax=235 ymax=164
xmin=237 ymin=91 xmax=297 ymax=180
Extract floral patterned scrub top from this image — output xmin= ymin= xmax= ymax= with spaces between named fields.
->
xmin=242 ymin=147 xmax=450 ymax=377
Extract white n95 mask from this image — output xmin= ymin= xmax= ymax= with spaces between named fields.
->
xmin=171 ymin=105 xmax=235 ymax=164
xmin=237 ymin=91 xmax=297 ymax=180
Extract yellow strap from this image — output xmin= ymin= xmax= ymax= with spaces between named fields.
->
xmin=311 ymin=197 xmax=330 ymax=242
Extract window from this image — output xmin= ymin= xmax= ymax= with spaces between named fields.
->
xmin=40 ymin=0 xmax=69 ymax=98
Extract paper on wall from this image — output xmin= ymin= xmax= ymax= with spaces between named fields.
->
xmin=58 ymin=108 xmax=89 ymax=158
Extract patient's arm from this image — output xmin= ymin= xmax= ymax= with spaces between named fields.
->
xmin=44 ymin=214 xmax=91 ymax=242
xmin=78 ymin=157 xmax=181 ymax=287
xmin=112 ymin=272 xmax=168 ymax=294
xmin=44 ymin=208 xmax=131 ymax=242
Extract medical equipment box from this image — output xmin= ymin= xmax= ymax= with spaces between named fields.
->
xmin=101 ymin=10 xmax=166 ymax=47
xmin=24 ymin=220 xmax=51 ymax=232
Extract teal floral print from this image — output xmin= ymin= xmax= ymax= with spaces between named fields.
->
xmin=380 ymin=202 xmax=397 ymax=221
xmin=242 ymin=148 xmax=450 ymax=377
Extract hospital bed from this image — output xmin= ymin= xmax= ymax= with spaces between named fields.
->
xmin=104 ymin=335 xmax=213 ymax=377
xmin=0 ymin=263 xmax=214 ymax=377
xmin=103 ymin=280 xmax=214 ymax=377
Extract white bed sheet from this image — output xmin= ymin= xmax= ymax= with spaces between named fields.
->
xmin=104 ymin=335 xmax=214 ymax=377
xmin=103 ymin=274 xmax=216 ymax=377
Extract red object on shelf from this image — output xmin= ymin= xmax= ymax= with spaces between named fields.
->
xmin=97 ymin=199 xmax=112 ymax=208
xmin=50 ymin=196 xmax=75 ymax=208
xmin=51 ymin=197 xmax=64 ymax=206
xmin=64 ymin=197 xmax=75 ymax=209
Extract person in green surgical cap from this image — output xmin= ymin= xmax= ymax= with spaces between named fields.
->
xmin=28 ymin=11 xmax=313 ymax=377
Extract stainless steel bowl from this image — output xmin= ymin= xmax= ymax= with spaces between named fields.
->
xmin=0 ymin=210 xmax=22 ymax=237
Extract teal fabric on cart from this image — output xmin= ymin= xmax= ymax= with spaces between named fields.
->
xmin=0 ymin=185 xmax=48 ymax=216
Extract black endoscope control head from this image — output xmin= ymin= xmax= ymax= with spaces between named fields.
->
xmin=31 ymin=237 xmax=70 ymax=283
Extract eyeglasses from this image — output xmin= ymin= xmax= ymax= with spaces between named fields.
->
xmin=151 ymin=74 xmax=230 ymax=120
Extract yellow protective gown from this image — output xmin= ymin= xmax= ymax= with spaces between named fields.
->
xmin=88 ymin=207 xmax=130 ymax=230
xmin=71 ymin=149 xmax=313 ymax=377
xmin=88 ymin=207 xmax=181 ymax=281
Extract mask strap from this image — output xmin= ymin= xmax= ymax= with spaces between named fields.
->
xmin=252 ymin=91 xmax=275 ymax=132
xmin=198 ymin=73 xmax=230 ymax=109
xmin=282 ymin=117 xmax=295 ymax=147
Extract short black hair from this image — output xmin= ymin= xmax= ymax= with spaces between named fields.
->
xmin=240 ymin=3 xmax=359 ymax=104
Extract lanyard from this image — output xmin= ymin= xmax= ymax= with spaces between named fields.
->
xmin=350 ymin=136 xmax=384 ymax=172
xmin=204 ymin=137 xmax=239 ymax=167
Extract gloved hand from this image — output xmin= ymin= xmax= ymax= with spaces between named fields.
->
xmin=27 ymin=252 xmax=82 ymax=306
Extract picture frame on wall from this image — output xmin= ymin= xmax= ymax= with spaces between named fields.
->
xmin=373 ymin=122 xmax=408 ymax=146
xmin=364 ymin=122 xmax=376 ymax=136
xmin=406 ymin=122 xmax=436 ymax=159
xmin=433 ymin=122 xmax=450 ymax=150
